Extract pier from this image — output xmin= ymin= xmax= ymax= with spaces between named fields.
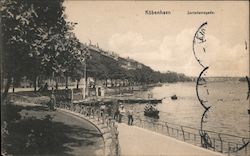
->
xmin=118 ymin=123 xmax=223 ymax=156
xmin=72 ymin=97 xmax=163 ymax=105
xmin=117 ymin=98 xmax=162 ymax=104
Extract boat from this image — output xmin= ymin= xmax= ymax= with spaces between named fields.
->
xmin=171 ymin=95 xmax=177 ymax=100
xmin=144 ymin=110 xmax=159 ymax=117
xmin=144 ymin=105 xmax=159 ymax=118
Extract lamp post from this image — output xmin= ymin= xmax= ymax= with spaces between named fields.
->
xmin=50 ymin=71 xmax=56 ymax=110
xmin=83 ymin=59 xmax=87 ymax=99
xmin=80 ymin=47 xmax=90 ymax=99
xmin=52 ymin=71 xmax=55 ymax=92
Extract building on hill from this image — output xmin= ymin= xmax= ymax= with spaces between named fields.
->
xmin=88 ymin=44 xmax=119 ymax=60
xmin=118 ymin=57 xmax=143 ymax=70
xmin=88 ymin=43 xmax=143 ymax=70
xmin=88 ymin=44 xmax=101 ymax=53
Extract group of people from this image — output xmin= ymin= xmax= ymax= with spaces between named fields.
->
xmin=102 ymin=102 xmax=134 ymax=125
xmin=144 ymin=104 xmax=157 ymax=112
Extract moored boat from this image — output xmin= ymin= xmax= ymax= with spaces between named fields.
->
xmin=144 ymin=104 xmax=159 ymax=118
xmin=171 ymin=95 xmax=177 ymax=100
xmin=144 ymin=110 xmax=159 ymax=117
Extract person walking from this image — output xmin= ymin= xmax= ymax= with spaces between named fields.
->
xmin=127 ymin=106 xmax=134 ymax=125
xmin=100 ymin=102 xmax=106 ymax=117
xmin=107 ymin=105 xmax=112 ymax=117
xmin=49 ymin=93 xmax=56 ymax=111
xmin=114 ymin=104 xmax=120 ymax=121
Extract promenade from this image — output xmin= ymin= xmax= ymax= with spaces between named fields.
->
xmin=5 ymin=92 xmax=248 ymax=156
xmin=118 ymin=123 xmax=224 ymax=156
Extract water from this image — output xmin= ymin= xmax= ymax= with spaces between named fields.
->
xmin=123 ymin=81 xmax=249 ymax=138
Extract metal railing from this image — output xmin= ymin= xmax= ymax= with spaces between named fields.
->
xmin=8 ymin=93 xmax=248 ymax=156
xmin=120 ymin=113 xmax=249 ymax=156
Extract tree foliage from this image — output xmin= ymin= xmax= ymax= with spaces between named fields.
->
xmin=86 ymin=50 xmax=191 ymax=84
xmin=1 ymin=0 xmax=190 ymax=101
xmin=1 ymin=0 xmax=87 ymax=99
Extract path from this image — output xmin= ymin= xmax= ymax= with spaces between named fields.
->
xmin=4 ymin=103 xmax=104 ymax=156
xmin=118 ymin=123 xmax=224 ymax=156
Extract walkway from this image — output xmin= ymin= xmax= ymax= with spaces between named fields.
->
xmin=118 ymin=123 xmax=224 ymax=156
xmin=4 ymin=102 xmax=104 ymax=156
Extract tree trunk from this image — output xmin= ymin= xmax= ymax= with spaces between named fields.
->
xmin=76 ymin=79 xmax=79 ymax=89
xmin=33 ymin=76 xmax=37 ymax=92
xmin=55 ymin=77 xmax=58 ymax=90
xmin=65 ymin=74 xmax=68 ymax=89
xmin=12 ymin=77 xmax=15 ymax=93
xmin=2 ymin=76 xmax=11 ymax=103
xmin=93 ymin=77 xmax=96 ymax=88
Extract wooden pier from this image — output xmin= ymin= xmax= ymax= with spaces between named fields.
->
xmin=72 ymin=97 xmax=163 ymax=105
xmin=117 ymin=98 xmax=162 ymax=104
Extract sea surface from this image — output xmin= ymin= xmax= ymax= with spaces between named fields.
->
xmin=123 ymin=81 xmax=249 ymax=138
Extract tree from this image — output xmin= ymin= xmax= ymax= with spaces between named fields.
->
xmin=1 ymin=0 xmax=86 ymax=101
xmin=60 ymin=36 xmax=89 ymax=89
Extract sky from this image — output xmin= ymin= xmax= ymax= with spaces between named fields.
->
xmin=64 ymin=1 xmax=249 ymax=77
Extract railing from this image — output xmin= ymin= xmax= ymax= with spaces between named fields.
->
xmin=8 ymin=93 xmax=248 ymax=156
xmin=120 ymin=113 xmax=249 ymax=156
xmin=55 ymin=102 xmax=120 ymax=156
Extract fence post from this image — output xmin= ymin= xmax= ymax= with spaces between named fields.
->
xmin=199 ymin=130 xmax=202 ymax=147
xmin=235 ymin=144 xmax=238 ymax=155
xmin=71 ymin=88 xmax=74 ymax=101
xmin=213 ymin=138 xmax=215 ymax=151
xmin=245 ymin=141 xmax=248 ymax=155
xmin=115 ymin=125 xmax=119 ymax=156
xmin=218 ymin=133 xmax=223 ymax=153
xmin=165 ymin=122 xmax=170 ymax=136
xmin=153 ymin=122 xmax=156 ymax=132
xmin=181 ymin=126 xmax=185 ymax=142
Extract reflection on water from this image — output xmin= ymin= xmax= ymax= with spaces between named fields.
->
xmin=123 ymin=81 xmax=249 ymax=137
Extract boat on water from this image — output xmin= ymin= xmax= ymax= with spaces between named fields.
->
xmin=144 ymin=109 xmax=159 ymax=117
xmin=171 ymin=95 xmax=177 ymax=100
xmin=144 ymin=104 xmax=159 ymax=118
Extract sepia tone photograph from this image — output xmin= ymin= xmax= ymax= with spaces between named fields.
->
xmin=1 ymin=0 xmax=249 ymax=156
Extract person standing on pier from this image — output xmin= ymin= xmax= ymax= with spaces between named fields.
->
xmin=118 ymin=104 xmax=125 ymax=123
xmin=127 ymin=106 xmax=134 ymax=125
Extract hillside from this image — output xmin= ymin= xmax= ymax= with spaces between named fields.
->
xmin=86 ymin=44 xmax=191 ymax=83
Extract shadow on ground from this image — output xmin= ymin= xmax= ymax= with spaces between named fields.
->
xmin=2 ymin=104 xmax=103 ymax=156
